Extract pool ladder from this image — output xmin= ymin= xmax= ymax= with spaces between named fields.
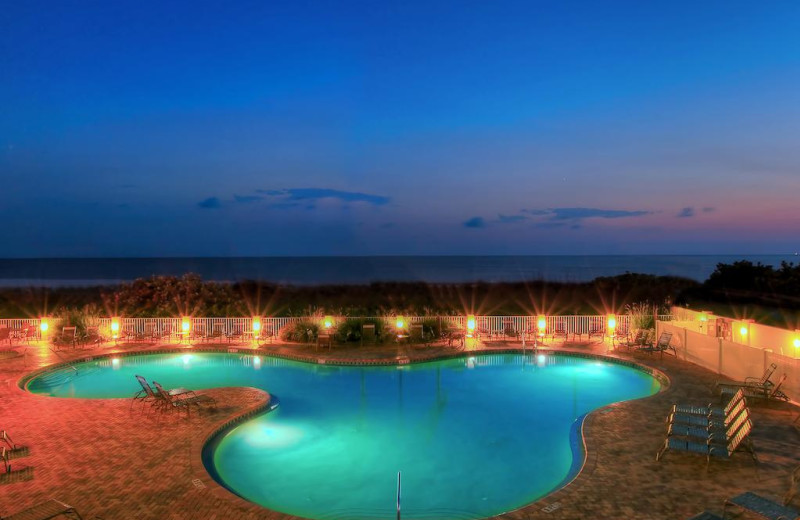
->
xmin=396 ymin=471 xmax=401 ymax=520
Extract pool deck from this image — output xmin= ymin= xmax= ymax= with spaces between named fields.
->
xmin=1 ymin=338 xmax=799 ymax=519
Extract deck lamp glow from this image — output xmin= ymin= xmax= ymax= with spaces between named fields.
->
xmin=253 ymin=317 xmax=262 ymax=339
xmin=537 ymin=316 xmax=547 ymax=336
xmin=181 ymin=317 xmax=191 ymax=333
xmin=739 ymin=326 xmax=748 ymax=337
xmin=40 ymin=318 xmax=49 ymax=335
xmin=395 ymin=316 xmax=405 ymax=334
xmin=323 ymin=316 xmax=333 ymax=330
xmin=607 ymin=314 xmax=617 ymax=336
xmin=794 ymin=337 xmax=800 ymax=350
xmin=111 ymin=317 xmax=120 ymax=339
xmin=466 ymin=315 xmax=476 ymax=337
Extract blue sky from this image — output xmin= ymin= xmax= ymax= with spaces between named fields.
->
xmin=2 ymin=0 xmax=799 ymax=256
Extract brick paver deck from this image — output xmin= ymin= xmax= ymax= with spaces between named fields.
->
xmin=1 ymin=337 xmax=798 ymax=519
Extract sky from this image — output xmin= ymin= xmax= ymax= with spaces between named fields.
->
xmin=2 ymin=0 xmax=800 ymax=257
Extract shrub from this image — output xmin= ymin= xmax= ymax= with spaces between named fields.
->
xmin=279 ymin=319 xmax=319 ymax=343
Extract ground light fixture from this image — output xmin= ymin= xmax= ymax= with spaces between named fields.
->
xmin=111 ymin=317 xmax=120 ymax=339
xmin=395 ymin=316 xmax=405 ymax=337
xmin=607 ymin=314 xmax=617 ymax=337
xmin=252 ymin=316 xmax=261 ymax=340
xmin=466 ymin=315 xmax=476 ymax=337
xmin=323 ymin=316 xmax=334 ymax=330
xmin=537 ymin=315 xmax=547 ymax=337
xmin=39 ymin=317 xmax=49 ymax=337
xmin=181 ymin=317 xmax=191 ymax=334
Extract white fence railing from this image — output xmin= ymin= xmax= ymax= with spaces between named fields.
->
xmin=2 ymin=314 xmax=675 ymax=340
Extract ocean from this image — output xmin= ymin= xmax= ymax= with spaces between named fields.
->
xmin=0 ymin=255 xmax=796 ymax=288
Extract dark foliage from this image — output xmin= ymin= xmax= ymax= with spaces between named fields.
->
xmin=0 ymin=272 xmax=698 ymax=318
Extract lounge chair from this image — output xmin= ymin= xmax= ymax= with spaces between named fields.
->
xmin=656 ymin=417 xmax=756 ymax=467
xmin=666 ymin=407 xmax=750 ymax=445
xmin=615 ymin=329 xmax=644 ymax=350
xmin=687 ymin=512 xmax=723 ymax=520
xmin=723 ymin=492 xmax=799 ymax=520
xmin=715 ymin=363 xmax=777 ymax=394
xmin=636 ymin=331 xmax=675 ymax=357
xmin=720 ymin=374 xmax=790 ymax=403
xmin=152 ymin=381 xmax=216 ymax=415
xmin=667 ymin=398 xmax=747 ymax=436
xmin=0 ymin=498 xmax=84 ymax=520
xmin=1 ymin=430 xmax=20 ymax=451
xmin=670 ymin=388 xmax=745 ymax=419
xmin=131 ymin=375 xmax=192 ymax=410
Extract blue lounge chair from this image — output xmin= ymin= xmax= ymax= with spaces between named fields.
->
xmin=671 ymin=388 xmax=745 ymax=418
xmin=666 ymin=406 xmax=749 ymax=444
xmin=668 ymin=394 xmax=746 ymax=430
xmin=686 ymin=512 xmax=723 ymax=520
xmin=656 ymin=417 xmax=756 ymax=467
xmin=723 ymin=492 xmax=799 ymax=520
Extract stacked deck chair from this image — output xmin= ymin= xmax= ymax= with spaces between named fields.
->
xmin=656 ymin=414 xmax=757 ymax=468
xmin=665 ymin=398 xmax=749 ymax=442
xmin=668 ymin=388 xmax=745 ymax=424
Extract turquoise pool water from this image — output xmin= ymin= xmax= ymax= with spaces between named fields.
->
xmin=27 ymin=352 xmax=660 ymax=519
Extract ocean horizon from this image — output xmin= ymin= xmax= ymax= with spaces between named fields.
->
xmin=0 ymin=255 xmax=796 ymax=288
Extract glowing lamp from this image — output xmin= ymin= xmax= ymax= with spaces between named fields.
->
xmin=607 ymin=314 xmax=617 ymax=336
xmin=323 ymin=316 xmax=333 ymax=329
xmin=699 ymin=313 xmax=708 ymax=322
xmin=739 ymin=326 xmax=748 ymax=337
xmin=253 ymin=317 xmax=262 ymax=332
xmin=40 ymin=318 xmax=49 ymax=334
xmin=537 ymin=315 xmax=546 ymax=332
xmin=467 ymin=314 xmax=475 ymax=334
xmin=111 ymin=317 xmax=120 ymax=339
xmin=396 ymin=316 xmax=405 ymax=330
xmin=181 ymin=317 xmax=191 ymax=333
xmin=794 ymin=338 xmax=800 ymax=349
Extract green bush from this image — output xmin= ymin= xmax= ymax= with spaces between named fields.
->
xmin=279 ymin=319 xmax=319 ymax=343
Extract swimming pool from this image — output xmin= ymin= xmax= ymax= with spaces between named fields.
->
xmin=26 ymin=352 xmax=660 ymax=520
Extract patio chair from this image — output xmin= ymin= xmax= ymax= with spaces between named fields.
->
xmin=551 ymin=324 xmax=569 ymax=342
xmin=1 ymin=430 xmax=21 ymax=451
xmin=720 ymin=374 xmax=790 ymax=403
xmin=131 ymin=375 xmax=192 ymax=411
xmin=361 ymin=323 xmax=376 ymax=345
xmin=587 ymin=326 xmax=605 ymax=341
xmin=686 ymin=512 xmax=723 ymax=520
xmin=63 ymin=326 xmax=78 ymax=347
xmin=665 ymin=407 xmax=750 ymax=446
xmin=636 ymin=331 xmax=675 ymax=357
xmin=616 ymin=330 xmax=644 ymax=351
xmin=152 ymin=381 xmax=216 ymax=415
xmin=667 ymin=399 xmax=747 ymax=430
xmin=225 ymin=324 xmax=243 ymax=344
xmin=715 ymin=363 xmax=778 ymax=394
xmin=656 ymin=417 xmax=756 ymax=467
xmin=723 ymin=492 xmax=799 ymax=520
xmin=0 ymin=498 xmax=84 ymax=520
xmin=670 ymin=388 xmax=745 ymax=419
